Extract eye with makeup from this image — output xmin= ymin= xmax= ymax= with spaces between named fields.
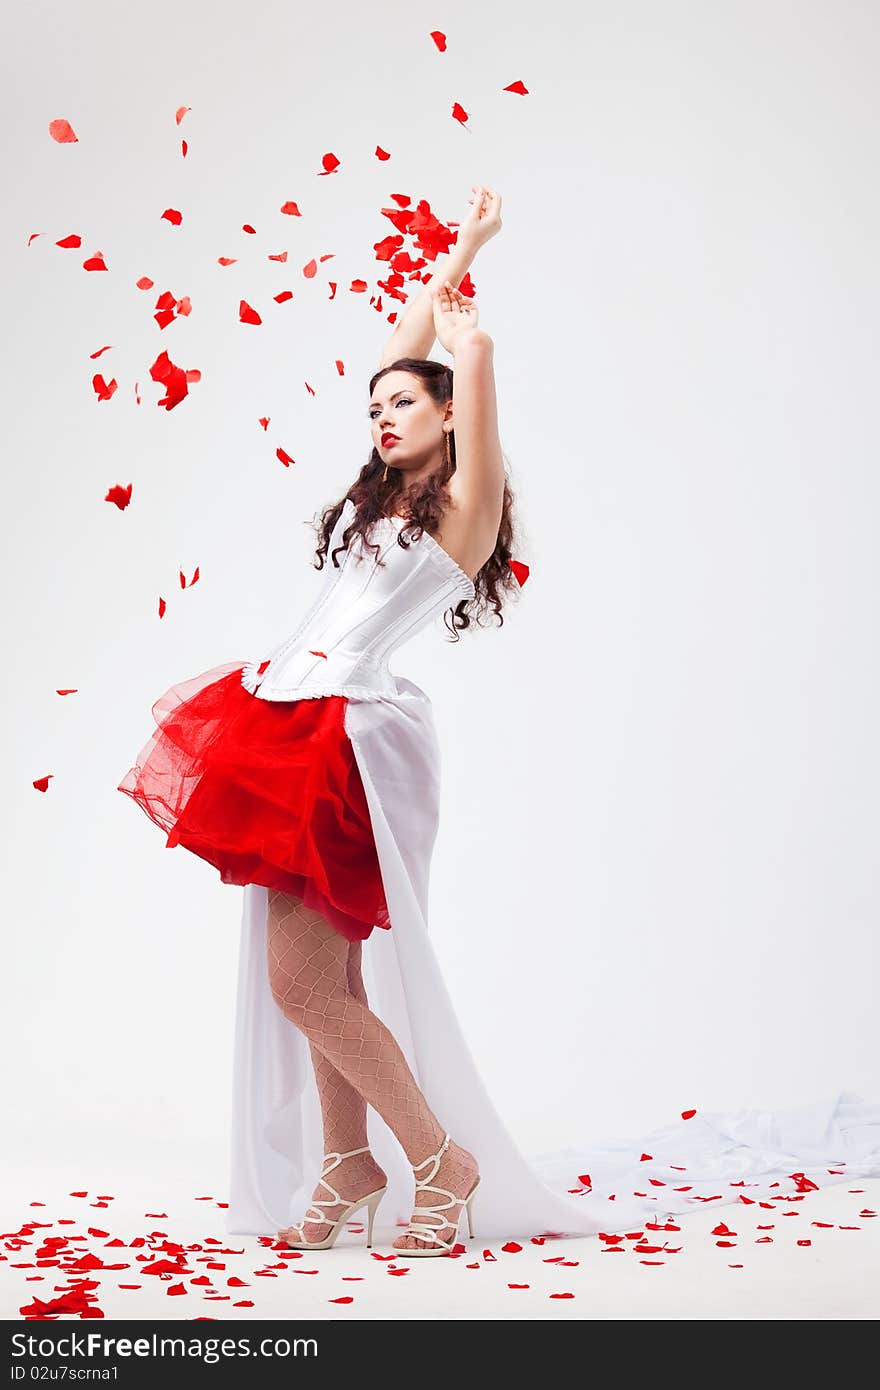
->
xmin=369 ymin=398 xmax=412 ymax=420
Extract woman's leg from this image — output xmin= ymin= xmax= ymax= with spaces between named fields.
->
xmin=296 ymin=940 xmax=388 ymax=1242
xmin=267 ymin=888 xmax=479 ymax=1251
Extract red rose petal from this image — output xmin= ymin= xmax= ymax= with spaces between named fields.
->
xmin=49 ymin=118 xmax=78 ymax=143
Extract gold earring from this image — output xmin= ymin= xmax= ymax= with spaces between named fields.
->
xmin=444 ymin=432 xmax=451 ymax=467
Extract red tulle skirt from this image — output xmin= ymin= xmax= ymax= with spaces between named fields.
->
xmin=117 ymin=660 xmax=392 ymax=942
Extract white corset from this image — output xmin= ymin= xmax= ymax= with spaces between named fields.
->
xmin=240 ymin=498 xmax=476 ymax=702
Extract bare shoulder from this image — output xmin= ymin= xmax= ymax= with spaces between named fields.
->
xmin=426 ymin=483 xmax=502 ymax=581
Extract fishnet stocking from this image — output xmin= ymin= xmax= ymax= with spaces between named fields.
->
xmin=267 ymin=888 xmax=479 ymax=1250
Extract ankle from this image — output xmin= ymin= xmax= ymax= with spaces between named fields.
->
xmin=409 ymin=1130 xmax=449 ymax=1169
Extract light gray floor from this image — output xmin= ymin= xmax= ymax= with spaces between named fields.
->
xmin=3 ymin=1170 xmax=877 ymax=1320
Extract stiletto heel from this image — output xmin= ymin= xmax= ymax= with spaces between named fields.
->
xmin=464 ymin=1176 xmax=481 ymax=1238
xmin=278 ymin=1145 xmax=387 ymax=1251
xmin=393 ymin=1132 xmax=481 ymax=1257
xmin=365 ymin=1188 xmax=383 ymax=1247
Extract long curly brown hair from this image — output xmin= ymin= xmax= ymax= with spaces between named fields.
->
xmin=311 ymin=357 xmax=521 ymax=639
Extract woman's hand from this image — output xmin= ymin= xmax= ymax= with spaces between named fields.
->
xmin=456 ymin=185 xmax=502 ymax=252
xmin=431 ymin=282 xmax=480 ymax=353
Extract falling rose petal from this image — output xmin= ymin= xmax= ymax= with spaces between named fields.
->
xmin=243 ymin=224 xmax=256 ymax=235
xmin=274 ymin=290 xmax=293 ymax=304
xmin=218 ymin=257 xmax=237 ymax=266
xmin=93 ymin=375 xmax=117 ymax=401
xmin=259 ymin=417 xmax=270 ymax=430
xmin=33 ymin=776 xmax=53 ymax=792
xmin=56 ymin=233 xmax=82 ymax=249
xmin=268 ymin=251 xmax=288 ymax=262
xmin=549 ymin=1292 xmax=575 ymax=1299
xmin=280 ymin=201 xmax=302 ymax=217
xmin=161 ymin=208 xmax=183 ymax=227
xmin=376 ymin=146 xmax=391 ymax=161
xmin=335 ymin=360 xmax=345 ymax=376
xmin=508 ymin=559 xmax=529 ymax=586
xmin=328 ymin=1295 xmax=353 ymax=1303
xmin=83 ymin=251 xmax=108 ymax=272
xmin=328 ymin=282 xmax=337 ymax=300
xmin=308 ymin=651 xmax=327 ymax=659
xmin=239 ymin=300 xmax=262 ymax=326
xmin=305 ymin=382 xmax=316 ymax=396
xmin=508 ymin=1283 xmax=530 ymax=1289
xmin=503 ymin=80 xmax=530 ymax=95
xmin=185 ymin=368 xmax=201 ymax=384
xmin=136 ymin=276 xmax=154 ymax=290
xmin=105 ymin=484 xmax=132 ymax=509
xmin=49 ymin=118 xmax=78 ymax=143
xmin=276 ymin=447 xmax=294 ymax=468
xmin=501 ymin=1241 xmax=522 ymax=1253
xmin=90 ymin=345 xmax=114 ymax=359
xmin=451 ymin=102 xmax=469 ymax=127
xmin=150 ymin=350 xmax=191 ymax=410
xmin=640 ymin=1153 xmax=653 ymax=1162
xmin=158 ymin=597 xmax=166 ymax=617
xmin=350 ymin=279 xmax=368 ymax=293
xmin=175 ymin=106 xmax=191 ymax=126
xmin=181 ymin=140 xmax=188 ymax=158
xmin=320 ymin=153 xmax=341 ymax=176
xmin=303 ymin=259 xmax=317 ymax=278
xmin=28 ymin=232 xmax=45 ymax=245
xmin=681 ymin=1109 xmax=697 ymax=1120
xmin=430 ymin=30 xmax=447 ymax=52
xmin=576 ymin=1173 xmax=591 ymax=1187
xmin=56 ymin=689 xmax=78 ymax=695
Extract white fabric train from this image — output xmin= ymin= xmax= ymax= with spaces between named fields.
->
xmin=226 ymin=501 xmax=880 ymax=1240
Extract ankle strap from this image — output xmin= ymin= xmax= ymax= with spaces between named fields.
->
xmin=412 ymin=1133 xmax=451 ymax=1174
xmin=322 ymin=1145 xmax=371 ymax=1166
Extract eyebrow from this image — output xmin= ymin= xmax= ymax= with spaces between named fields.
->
xmin=368 ymin=388 xmax=413 ymax=410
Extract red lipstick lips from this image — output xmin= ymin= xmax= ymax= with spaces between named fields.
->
xmin=382 ymin=432 xmax=400 ymax=446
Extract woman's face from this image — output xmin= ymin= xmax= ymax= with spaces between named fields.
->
xmin=368 ymin=371 xmax=450 ymax=474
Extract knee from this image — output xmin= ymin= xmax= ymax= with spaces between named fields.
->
xmin=267 ymin=965 xmax=310 ymax=1026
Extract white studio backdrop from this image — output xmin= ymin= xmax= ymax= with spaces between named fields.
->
xmin=2 ymin=0 xmax=878 ymax=1200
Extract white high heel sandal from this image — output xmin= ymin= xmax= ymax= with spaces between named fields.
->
xmin=394 ymin=1132 xmax=482 ymax=1258
xmin=278 ymin=1144 xmax=388 ymax=1251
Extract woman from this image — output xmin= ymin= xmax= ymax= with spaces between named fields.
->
xmin=118 ymin=185 xmax=669 ymax=1254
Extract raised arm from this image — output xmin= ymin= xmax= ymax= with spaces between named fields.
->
xmin=428 ymin=285 xmax=505 ymax=576
xmin=379 ymin=186 xmax=502 ymax=368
